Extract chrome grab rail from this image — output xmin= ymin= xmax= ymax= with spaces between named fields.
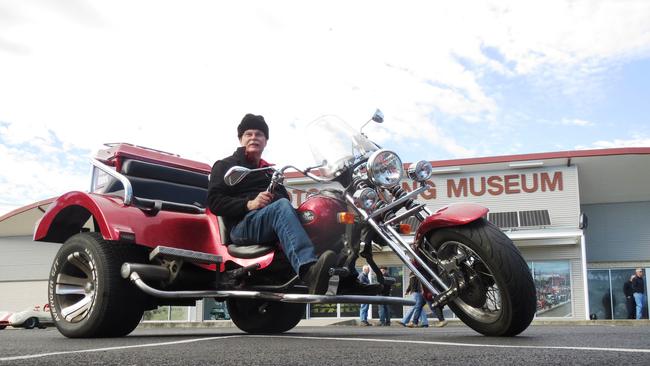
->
xmin=90 ymin=158 xmax=134 ymax=205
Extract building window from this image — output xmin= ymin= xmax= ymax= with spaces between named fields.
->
xmin=203 ymin=298 xmax=230 ymax=320
xmin=528 ymin=261 xmax=572 ymax=317
xmin=143 ymin=306 xmax=192 ymax=322
xmin=587 ymin=268 xmax=647 ymax=320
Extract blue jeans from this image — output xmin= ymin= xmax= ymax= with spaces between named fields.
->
xmin=378 ymin=304 xmax=391 ymax=324
xmin=402 ymin=293 xmax=425 ymax=324
xmin=230 ymin=198 xmax=317 ymax=275
xmin=360 ymin=304 xmax=369 ymax=322
xmin=634 ymin=292 xmax=647 ymax=319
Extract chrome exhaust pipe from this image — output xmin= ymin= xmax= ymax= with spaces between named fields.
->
xmin=128 ymin=272 xmax=415 ymax=306
xmin=121 ymin=263 xmax=171 ymax=282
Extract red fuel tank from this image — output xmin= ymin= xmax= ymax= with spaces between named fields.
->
xmin=297 ymin=190 xmax=347 ymax=255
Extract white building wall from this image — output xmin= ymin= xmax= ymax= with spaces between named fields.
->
xmin=0 ymin=281 xmax=48 ymax=312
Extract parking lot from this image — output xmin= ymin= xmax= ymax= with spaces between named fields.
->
xmin=1 ymin=322 xmax=650 ymax=365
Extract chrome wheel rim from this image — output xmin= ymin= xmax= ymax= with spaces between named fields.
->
xmin=53 ymin=251 xmax=97 ymax=323
xmin=437 ymin=240 xmax=502 ymax=323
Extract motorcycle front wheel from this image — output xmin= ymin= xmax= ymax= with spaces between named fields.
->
xmin=423 ymin=218 xmax=536 ymax=336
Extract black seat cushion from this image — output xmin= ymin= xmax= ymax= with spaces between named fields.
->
xmin=121 ymin=159 xmax=208 ymax=188
xmin=226 ymin=243 xmax=275 ymax=259
xmin=102 ymin=159 xmax=209 ymax=206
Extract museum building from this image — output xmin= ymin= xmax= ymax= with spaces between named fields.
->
xmin=1 ymin=147 xmax=648 ymax=322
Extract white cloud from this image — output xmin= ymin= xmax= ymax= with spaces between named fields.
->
xmin=576 ymin=137 xmax=650 ymax=150
xmin=561 ymin=118 xmax=593 ymax=126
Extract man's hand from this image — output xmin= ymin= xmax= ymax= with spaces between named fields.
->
xmin=247 ymin=191 xmax=273 ymax=211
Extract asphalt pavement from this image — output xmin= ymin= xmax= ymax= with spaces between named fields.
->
xmin=1 ymin=323 xmax=650 ymax=365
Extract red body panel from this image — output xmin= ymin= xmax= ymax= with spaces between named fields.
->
xmin=94 ymin=143 xmax=211 ymax=174
xmin=34 ymin=191 xmax=275 ymax=271
xmin=414 ymin=203 xmax=489 ymax=242
xmin=297 ymin=194 xmax=347 ymax=255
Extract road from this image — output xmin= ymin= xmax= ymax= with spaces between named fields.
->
xmin=1 ymin=324 xmax=649 ymax=365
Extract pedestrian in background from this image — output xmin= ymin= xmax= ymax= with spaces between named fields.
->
xmin=624 ymin=275 xmax=636 ymax=319
xmin=378 ymin=266 xmax=392 ymax=326
xmin=399 ymin=272 xmax=422 ymax=327
xmin=358 ymin=265 xmax=372 ymax=326
xmin=422 ymin=285 xmax=447 ymax=327
xmin=632 ymin=268 xmax=647 ymax=319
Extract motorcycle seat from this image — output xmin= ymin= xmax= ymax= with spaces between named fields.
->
xmin=226 ymin=243 xmax=275 ymax=259
xmin=216 ymin=216 xmax=276 ymax=259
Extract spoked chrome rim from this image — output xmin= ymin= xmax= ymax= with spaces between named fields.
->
xmin=53 ymin=251 xmax=97 ymax=323
xmin=437 ymin=240 xmax=502 ymax=323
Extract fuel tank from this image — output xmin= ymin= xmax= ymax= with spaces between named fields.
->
xmin=297 ymin=190 xmax=347 ymax=255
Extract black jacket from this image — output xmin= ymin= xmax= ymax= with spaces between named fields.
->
xmin=207 ymin=147 xmax=289 ymax=225
xmin=624 ymin=281 xmax=635 ymax=297
xmin=632 ymin=275 xmax=645 ymax=294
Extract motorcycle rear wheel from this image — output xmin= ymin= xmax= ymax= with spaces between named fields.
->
xmin=423 ymin=218 xmax=536 ymax=336
xmin=226 ymin=299 xmax=304 ymax=334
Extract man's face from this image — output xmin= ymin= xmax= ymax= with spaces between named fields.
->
xmin=637 ymin=270 xmax=644 ymax=278
xmin=240 ymin=129 xmax=267 ymax=156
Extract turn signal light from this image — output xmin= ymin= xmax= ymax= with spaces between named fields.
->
xmin=337 ymin=212 xmax=356 ymax=224
xmin=398 ymin=223 xmax=412 ymax=235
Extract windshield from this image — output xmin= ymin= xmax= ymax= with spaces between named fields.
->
xmin=306 ymin=115 xmax=379 ymax=179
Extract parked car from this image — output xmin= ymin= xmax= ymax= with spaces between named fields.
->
xmin=8 ymin=304 xmax=53 ymax=329
xmin=0 ymin=311 xmax=13 ymax=329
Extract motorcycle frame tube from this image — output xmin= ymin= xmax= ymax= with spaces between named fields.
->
xmin=368 ymin=185 xmax=429 ymax=219
xmin=128 ymin=272 xmax=415 ymax=306
xmin=384 ymin=224 xmax=450 ymax=292
xmin=345 ymin=194 xmax=442 ymax=297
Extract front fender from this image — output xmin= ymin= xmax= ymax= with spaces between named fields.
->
xmin=33 ymin=191 xmax=220 ymax=256
xmin=414 ymin=203 xmax=488 ymax=242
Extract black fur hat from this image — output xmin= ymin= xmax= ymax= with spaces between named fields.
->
xmin=237 ymin=114 xmax=269 ymax=140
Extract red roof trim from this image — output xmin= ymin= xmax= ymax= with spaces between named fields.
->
xmin=285 ymin=147 xmax=650 ymax=178
xmin=427 ymin=147 xmax=650 ymax=167
xmin=0 ymin=197 xmax=57 ymax=222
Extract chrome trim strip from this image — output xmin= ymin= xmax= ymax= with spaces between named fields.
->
xmin=90 ymin=158 xmax=134 ymax=205
xmin=129 ymin=272 xmax=415 ymax=306
xmin=369 ymin=185 xmax=429 ymax=219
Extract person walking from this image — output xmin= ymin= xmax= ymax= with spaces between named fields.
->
xmin=632 ymin=268 xmax=647 ymax=319
xmin=399 ymin=272 xmax=422 ymax=327
xmin=624 ymin=275 xmax=636 ymax=319
xmin=358 ymin=265 xmax=372 ymax=326
xmin=422 ymin=285 xmax=447 ymax=327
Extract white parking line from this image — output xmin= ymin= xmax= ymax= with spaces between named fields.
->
xmin=2 ymin=334 xmax=649 ymax=362
xmin=264 ymin=335 xmax=650 ymax=354
xmin=0 ymin=335 xmax=241 ymax=362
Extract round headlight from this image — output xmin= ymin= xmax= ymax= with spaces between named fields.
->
xmin=367 ymin=149 xmax=404 ymax=188
xmin=407 ymin=160 xmax=433 ymax=182
xmin=353 ymin=187 xmax=378 ymax=210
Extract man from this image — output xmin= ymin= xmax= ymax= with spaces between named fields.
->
xmin=632 ymin=268 xmax=646 ymax=319
xmin=207 ymin=114 xmax=336 ymax=295
xmin=358 ymin=265 xmax=372 ymax=326
xmin=377 ymin=267 xmax=392 ymax=326
xmin=623 ymin=275 xmax=636 ymax=319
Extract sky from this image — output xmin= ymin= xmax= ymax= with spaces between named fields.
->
xmin=1 ymin=0 xmax=650 ymax=216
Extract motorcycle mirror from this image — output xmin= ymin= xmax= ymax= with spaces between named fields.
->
xmin=224 ymin=166 xmax=251 ymax=186
xmin=360 ymin=109 xmax=384 ymax=135
xmin=371 ymin=109 xmax=384 ymax=123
